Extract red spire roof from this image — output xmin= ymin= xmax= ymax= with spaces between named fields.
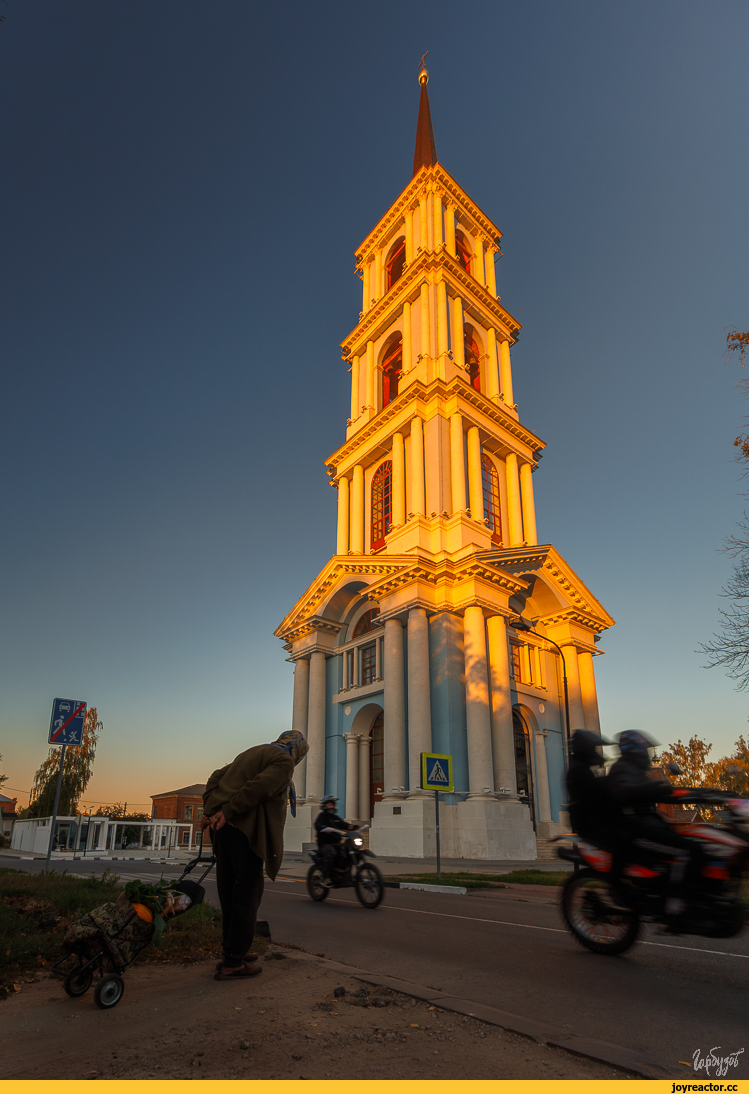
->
xmin=412 ymin=61 xmax=437 ymax=177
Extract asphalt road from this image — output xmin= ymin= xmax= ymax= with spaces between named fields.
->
xmin=6 ymin=855 xmax=748 ymax=1076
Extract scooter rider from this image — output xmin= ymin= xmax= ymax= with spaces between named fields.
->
xmin=608 ymin=730 xmax=705 ymax=921
xmin=314 ymin=796 xmax=356 ymax=884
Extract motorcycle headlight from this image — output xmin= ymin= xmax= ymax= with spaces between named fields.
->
xmin=354 ymin=838 xmax=363 ymax=846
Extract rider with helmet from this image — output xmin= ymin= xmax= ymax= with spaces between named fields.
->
xmin=314 ymin=795 xmax=356 ymax=884
xmin=566 ymin=729 xmax=629 ymax=900
xmin=608 ymin=730 xmax=705 ymax=919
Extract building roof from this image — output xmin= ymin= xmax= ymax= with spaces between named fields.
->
xmin=151 ymin=784 xmax=206 ymax=800
xmin=0 ymin=793 xmax=16 ymax=804
xmin=412 ymin=64 xmax=437 ymax=177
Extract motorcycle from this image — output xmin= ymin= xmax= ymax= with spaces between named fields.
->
xmin=307 ymin=825 xmax=385 ymax=909
xmin=558 ymin=789 xmax=749 ymax=955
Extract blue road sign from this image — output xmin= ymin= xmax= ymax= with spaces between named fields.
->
xmin=49 ymin=699 xmax=86 ymax=746
xmin=421 ymin=751 xmax=454 ymax=792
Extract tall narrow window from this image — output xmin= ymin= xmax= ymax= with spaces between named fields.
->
xmin=509 ymin=644 xmax=522 ymax=682
xmin=381 ymin=337 xmax=402 ymax=406
xmin=455 ymin=230 xmax=472 ymax=274
xmin=361 ymin=642 xmax=377 ymax=685
xmin=481 ymin=453 xmax=502 ymax=544
xmin=464 ymin=324 xmax=481 ymax=391
xmin=386 ymin=237 xmax=406 ymax=289
xmin=371 ymin=461 xmax=393 ymax=551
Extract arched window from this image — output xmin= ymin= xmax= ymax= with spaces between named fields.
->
xmin=371 ymin=461 xmax=393 ymax=551
xmin=386 ymin=237 xmax=406 ymax=290
xmin=481 ymin=453 xmax=502 ymax=544
xmin=353 ymin=608 xmax=379 ymax=638
xmin=464 ymin=324 xmax=481 ymax=391
xmin=455 ymin=230 xmax=472 ymax=274
xmin=381 ymin=336 xmax=402 ymax=407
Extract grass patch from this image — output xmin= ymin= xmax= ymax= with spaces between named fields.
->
xmin=497 ymin=869 xmax=572 ymax=886
xmin=0 ymin=867 xmax=264 ymax=997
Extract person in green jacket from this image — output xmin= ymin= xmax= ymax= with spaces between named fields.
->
xmin=202 ymin=729 xmax=309 ymax=980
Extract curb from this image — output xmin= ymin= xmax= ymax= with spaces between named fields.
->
xmin=386 ymin=881 xmax=467 ymax=895
xmin=279 ymin=947 xmax=688 ymax=1080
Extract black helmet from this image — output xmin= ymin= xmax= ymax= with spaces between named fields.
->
xmin=570 ymin=729 xmax=612 ymax=758
xmin=617 ymin=730 xmax=658 ymax=754
xmin=321 ymin=795 xmax=338 ymax=806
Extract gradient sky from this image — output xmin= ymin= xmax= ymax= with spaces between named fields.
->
xmin=2 ymin=1 xmax=748 ymax=813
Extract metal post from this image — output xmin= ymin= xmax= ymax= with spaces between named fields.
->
xmin=434 ymin=789 xmax=441 ymax=881
xmin=83 ymin=808 xmax=92 ymax=856
xmin=45 ymin=743 xmax=67 ymax=868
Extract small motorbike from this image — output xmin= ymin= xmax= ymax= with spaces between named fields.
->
xmin=558 ymin=789 xmax=749 ymax=955
xmin=307 ymin=825 xmax=385 ymax=909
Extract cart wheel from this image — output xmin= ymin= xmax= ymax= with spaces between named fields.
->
xmin=63 ymin=967 xmax=93 ymax=997
xmin=93 ymin=974 xmax=125 ymax=1009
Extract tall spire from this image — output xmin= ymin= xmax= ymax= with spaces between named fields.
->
xmin=412 ymin=55 xmax=437 ymax=177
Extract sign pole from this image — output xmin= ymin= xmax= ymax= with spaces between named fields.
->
xmin=434 ymin=789 xmax=441 ymax=881
xmin=45 ymin=743 xmax=67 ymax=868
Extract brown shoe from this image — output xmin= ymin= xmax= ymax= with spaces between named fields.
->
xmin=215 ymin=952 xmax=259 ymax=970
xmin=214 ymin=962 xmax=262 ymax=981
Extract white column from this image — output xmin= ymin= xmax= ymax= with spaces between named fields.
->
xmin=486 ymin=329 xmax=500 ymax=402
xmin=344 ymin=733 xmax=359 ymax=821
xmin=420 ymin=283 xmax=431 ymax=361
xmin=336 ymin=475 xmax=349 ymax=555
xmin=486 ymin=247 xmax=497 ymax=295
xmin=402 ymin=301 xmax=412 ymax=373
xmin=405 ymin=209 xmax=414 ymax=264
xmin=410 ymin=417 xmax=425 ymax=516
xmin=350 ymin=356 xmax=360 ymax=420
xmin=505 ymin=452 xmax=523 ymax=544
xmin=419 ymin=195 xmax=428 ymax=251
xmin=351 ymin=645 xmax=360 ymax=688
xmin=463 ymin=606 xmax=494 ymax=796
xmin=358 ymin=734 xmax=371 ymax=824
xmin=392 ymin=431 xmax=406 ymax=526
xmin=350 ymin=464 xmax=364 ymax=553
xmin=486 ymin=615 xmax=518 ymax=797
xmin=362 ymin=263 xmax=370 ymax=311
xmin=519 ymin=462 xmax=537 ymax=546
xmin=499 ymin=340 xmax=514 ymax=406
xmin=341 ymin=649 xmax=349 ymax=691
xmin=383 ymin=618 xmax=406 ymax=797
xmin=365 ymin=340 xmax=375 ymax=409
xmin=452 ymin=296 xmax=465 ymax=370
xmin=450 ymin=413 xmax=466 ymax=513
xmin=432 ymin=191 xmax=443 ymax=248
xmin=306 ymin=651 xmax=326 ymax=802
xmin=407 ymin=607 xmax=432 ymax=795
xmin=534 ymin=731 xmax=552 ymax=823
xmin=437 ymin=279 xmax=448 ymax=360
xmin=474 ymin=237 xmax=485 ymax=286
xmin=445 ymin=203 xmax=456 ymax=256
xmin=561 ymin=644 xmax=586 ymax=734
xmin=578 ymin=651 xmax=601 ymax=735
xmin=291 ymin=657 xmax=310 ymax=799
xmin=374 ymin=251 xmax=382 ymax=301
xmin=466 ymin=426 xmax=484 ymax=522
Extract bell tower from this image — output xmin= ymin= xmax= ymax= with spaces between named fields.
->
xmin=276 ymin=64 xmax=614 ymax=861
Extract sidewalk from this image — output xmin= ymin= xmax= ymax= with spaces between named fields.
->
xmin=278 ymin=852 xmax=571 ymax=880
xmin=0 ymin=848 xmax=193 ymax=864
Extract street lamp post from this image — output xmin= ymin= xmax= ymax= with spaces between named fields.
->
xmin=510 ymin=617 xmax=571 ymax=754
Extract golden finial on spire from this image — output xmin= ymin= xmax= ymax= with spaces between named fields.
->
xmin=418 ymin=52 xmax=429 ymax=85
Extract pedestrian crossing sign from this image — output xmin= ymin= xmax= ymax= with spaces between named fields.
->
xmin=421 ymin=752 xmax=453 ymax=793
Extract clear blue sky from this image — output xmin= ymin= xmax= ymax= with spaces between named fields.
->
xmin=2 ymin=1 xmax=748 ymax=811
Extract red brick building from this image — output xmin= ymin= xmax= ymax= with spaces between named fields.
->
xmin=150 ymin=784 xmax=206 ymax=825
xmin=1 ymin=793 xmax=17 ymax=840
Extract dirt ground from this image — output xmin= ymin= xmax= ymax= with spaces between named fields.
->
xmin=2 ymin=947 xmax=638 ymax=1081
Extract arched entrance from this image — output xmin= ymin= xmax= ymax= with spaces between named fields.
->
xmin=349 ymin=703 xmax=384 ymax=824
xmin=370 ymin=711 xmax=384 ymax=818
xmin=512 ymin=708 xmax=536 ymax=831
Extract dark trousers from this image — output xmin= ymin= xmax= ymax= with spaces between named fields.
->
xmin=319 ymin=841 xmax=342 ymax=878
xmin=626 ymin=816 xmax=706 ymax=899
xmin=214 ymin=824 xmax=264 ymax=964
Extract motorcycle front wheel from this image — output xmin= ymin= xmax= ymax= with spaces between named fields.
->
xmin=307 ymin=865 xmax=330 ymax=902
xmin=561 ymin=869 xmax=640 ymax=955
xmin=355 ymin=862 xmax=384 ymax=909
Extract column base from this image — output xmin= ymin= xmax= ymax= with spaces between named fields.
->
xmin=455 ymin=797 xmax=536 ymax=860
xmin=283 ymin=803 xmax=317 ymax=853
xmin=370 ymin=797 xmax=436 ymax=858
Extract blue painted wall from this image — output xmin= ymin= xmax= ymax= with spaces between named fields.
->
xmin=428 ymin=612 xmax=468 ymax=802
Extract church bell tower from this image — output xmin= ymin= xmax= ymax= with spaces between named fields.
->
xmin=275 ymin=64 xmax=615 ymax=860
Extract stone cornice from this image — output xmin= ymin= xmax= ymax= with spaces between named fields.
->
xmin=342 ymin=247 xmax=520 ymax=359
xmin=326 ymin=378 xmax=545 ymax=475
xmin=355 ymin=163 xmax=502 ymax=263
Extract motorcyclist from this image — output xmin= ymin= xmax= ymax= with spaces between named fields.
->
xmin=608 ymin=730 xmax=705 ymax=921
xmin=566 ymin=729 xmax=629 ymax=902
xmin=314 ymin=795 xmax=355 ymax=884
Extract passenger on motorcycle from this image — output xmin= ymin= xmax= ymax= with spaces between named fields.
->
xmin=566 ymin=730 xmax=629 ymax=901
xmin=314 ymin=796 xmax=356 ymax=885
xmin=608 ymin=730 xmax=705 ymax=919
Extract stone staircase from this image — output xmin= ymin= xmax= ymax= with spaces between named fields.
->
xmin=535 ymin=836 xmax=560 ymax=862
